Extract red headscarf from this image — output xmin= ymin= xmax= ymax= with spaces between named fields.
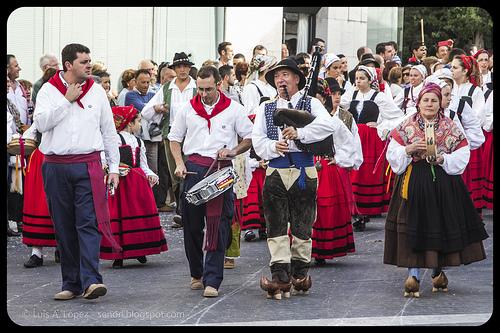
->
xmin=473 ymin=49 xmax=489 ymax=59
xmin=458 ymin=55 xmax=479 ymax=86
xmin=112 ymin=105 xmax=138 ymax=131
xmin=48 ymin=70 xmax=94 ymax=109
xmin=437 ymin=39 xmax=454 ymax=48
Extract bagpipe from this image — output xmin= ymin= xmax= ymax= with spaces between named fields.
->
xmin=272 ymin=46 xmax=335 ymax=160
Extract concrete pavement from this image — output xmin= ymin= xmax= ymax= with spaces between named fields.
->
xmin=6 ymin=210 xmax=494 ymax=326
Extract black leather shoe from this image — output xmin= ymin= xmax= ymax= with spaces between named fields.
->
xmin=24 ymin=254 xmax=43 ymax=268
xmin=258 ymin=229 xmax=268 ymax=241
xmin=54 ymin=249 xmax=61 ymax=263
xmin=244 ymin=230 xmax=256 ymax=242
xmin=315 ymin=258 xmax=326 ymax=266
xmin=172 ymin=215 xmax=183 ymax=228
xmin=137 ymin=256 xmax=147 ymax=264
xmin=112 ymin=259 xmax=123 ymax=268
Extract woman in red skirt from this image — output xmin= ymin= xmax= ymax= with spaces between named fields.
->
xmin=99 ymin=106 xmax=167 ymax=268
xmin=241 ymin=114 xmax=267 ymax=241
xmin=22 ymin=125 xmax=59 ymax=268
xmin=450 ymin=55 xmax=486 ymax=213
xmin=311 ymin=78 xmax=358 ymax=265
xmin=340 ymin=66 xmax=404 ymax=227
xmin=481 ymin=85 xmax=493 ymax=209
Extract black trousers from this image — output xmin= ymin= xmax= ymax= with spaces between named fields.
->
xmin=181 ymin=161 xmax=233 ymax=289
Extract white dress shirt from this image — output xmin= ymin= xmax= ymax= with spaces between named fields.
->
xmin=118 ymin=131 xmax=156 ymax=177
xmin=142 ymin=76 xmax=197 ymax=127
xmin=242 ymin=79 xmax=277 ymax=116
xmin=7 ymin=112 xmax=15 ymax=144
xmin=387 ymin=136 xmax=470 ymax=176
xmin=7 ymin=80 xmax=28 ymax=124
xmin=33 ymin=72 xmax=120 ymax=174
xmin=117 ymin=88 xmax=130 ymax=106
xmin=168 ymin=93 xmax=253 ymax=158
xmin=340 ymin=87 xmax=405 ymax=140
xmin=252 ymin=91 xmax=354 ymax=168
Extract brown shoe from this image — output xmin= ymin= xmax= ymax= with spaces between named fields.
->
xmin=404 ymin=276 xmax=420 ymax=298
xmin=432 ymin=271 xmax=448 ymax=292
xmin=83 ymin=283 xmax=107 ymax=299
xmin=203 ymin=286 xmax=219 ymax=297
xmin=224 ymin=258 xmax=235 ymax=269
xmin=190 ymin=277 xmax=203 ymax=290
xmin=54 ymin=290 xmax=76 ymax=301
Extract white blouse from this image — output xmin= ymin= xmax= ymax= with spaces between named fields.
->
xmin=482 ymin=90 xmax=493 ymax=132
xmin=242 ymin=79 xmax=277 ymax=116
xmin=340 ymin=87 xmax=405 ymax=140
xmin=118 ymin=131 xmax=156 ymax=177
xmin=332 ymin=108 xmax=363 ymax=170
xmin=386 ymin=137 xmax=470 ymax=176
xmin=451 ymin=82 xmax=485 ymax=121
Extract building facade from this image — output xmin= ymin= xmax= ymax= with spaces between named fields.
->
xmin=7 ymin=7 xmax=400 ymax=88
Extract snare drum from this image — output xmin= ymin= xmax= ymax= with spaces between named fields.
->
xmin=186 ymin=166 xmax=238 ymax=206
xmin=7 ymin=137 xmax=38 ymax=156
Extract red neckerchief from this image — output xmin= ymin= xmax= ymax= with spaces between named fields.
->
xmin=190 ymin=91 xmax=231 ymax=132
xmin=48 ymin=70 xmax=94 ymax=109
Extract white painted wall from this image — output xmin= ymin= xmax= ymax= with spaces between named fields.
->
xmin=224 ymin=7 xmax=283 ymax=61
xmin=7 ymin=7 xmax=216 ymax=91
xmin=316 ymin=7 xmax=398 ymax=72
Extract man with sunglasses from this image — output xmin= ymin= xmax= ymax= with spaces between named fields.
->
xmin=168 ymin=65 xmax=253 ymax=298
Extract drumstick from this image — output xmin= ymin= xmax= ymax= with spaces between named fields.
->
xmin=185 ymin=171 xmax=198 ymax=175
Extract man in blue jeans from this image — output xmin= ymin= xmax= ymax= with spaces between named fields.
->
xmin=34 ymin=43 xmax=120 ymax=301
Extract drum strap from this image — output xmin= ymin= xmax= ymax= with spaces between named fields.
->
xmin=188 ymin=154 xmax=232 ymax=251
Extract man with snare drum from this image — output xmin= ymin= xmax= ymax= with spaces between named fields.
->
xmin=168 ymin=65 xmax=253 ymax=298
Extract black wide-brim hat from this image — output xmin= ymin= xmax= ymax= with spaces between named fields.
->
xmin=324 ymin=77 xmax=345 ymax=95
xmin=264 ymin=57 xmax=306 ymax=90
xmin=358 ymin=54 xmax=380 ymax=68
xmin=168 ymin=52 xmax=194 ymax=69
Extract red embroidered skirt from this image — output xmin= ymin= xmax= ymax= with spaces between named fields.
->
xmin=241 ymin=167 xmax=266 ymax=230
xmin=99 ymin=167 xmax=167 ymax=260
xmin=350 ymin=125 xmax=388 ymax=215
xmin=482 ymin=130 xmax=493 ymax=209
xmin=312 ymin=158 xmax=355 ymax=259
xmin=462 ymin=147 xmax=484 ymax=209
xmin=22 ymin=149 xmax=57 ymax=247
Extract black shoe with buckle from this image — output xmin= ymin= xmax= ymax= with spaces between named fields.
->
xmin=172 ymin=215 xmax=183 ymax=228
xmin=244 ymin=230 xmax=256 ymax=242
xmin=112 ymin=259 xmax=123 ymax=268
xmin=137 ymin=256 xmax=147 ymax=264
xmin=24 ymin=254 xmax=43 ymax=268
xmin=258 ymin=229 xmax=267 ymax=241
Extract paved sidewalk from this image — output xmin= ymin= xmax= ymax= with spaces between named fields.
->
xmin=6 ymin=210 xmax=493 ymax=326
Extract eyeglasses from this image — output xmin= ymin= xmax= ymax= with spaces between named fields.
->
xmin=403 ymin=73 xmax=410 ymax=77
xmin=198 ymin=86 xmax=217 ymax=93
